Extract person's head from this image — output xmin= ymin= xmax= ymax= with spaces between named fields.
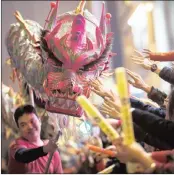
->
xmin=14 ymin=104 xmax=41 ymax=141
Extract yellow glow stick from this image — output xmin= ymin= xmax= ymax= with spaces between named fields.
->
xmin=76 ymin=96 xmax=119 ymax=141
xmin=115 ymin=67 xmax=154 ymax=172
xmin=115 ymin=67 xmax=135 ymax=145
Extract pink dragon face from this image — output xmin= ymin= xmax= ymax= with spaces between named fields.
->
xmin=41 ymin=4 xmax=113 ymax=117
xmin=5 ymin=1 xmax=115 ymax=118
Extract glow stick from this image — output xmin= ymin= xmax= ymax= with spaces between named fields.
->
xmin=115 ymin=67 xmax=154 ymax=172
xmin=115 ymin=67 xmax=135 ymax=145
xmin=76 ymin=96 xmax=119 ymax=141
xmin=87 ymin=144 xmax=116 ymax=157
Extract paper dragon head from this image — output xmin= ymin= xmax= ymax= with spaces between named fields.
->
xmin=6 ymin=0 xmax=115 ymax=117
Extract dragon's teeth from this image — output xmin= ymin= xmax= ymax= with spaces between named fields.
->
xmin=59 ymin=93 xmax=64 ymax=98
xmin=74 ymin=102 xmax=78 ymax=108
xmin=62 ymin=103 xmax=67 ymax=109
xmin=70 ymin=106 xmax=76 ymax=110
xmin=69 ymin=100 xmax=74 ymax=106
xmin=68 ymin=94 xmax=72 ymax=99
xmin=62 ymin=93 xmax=66 ymax=98
xmin=66 ymin=100 xmax=71 ymax=108
xmin=71 ymin=94 xmax=76 ymax=99
xmin=59 ymin=99 xmax=64 ymax=105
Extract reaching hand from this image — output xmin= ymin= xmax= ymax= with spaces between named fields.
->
xmin=89 ymin=78 xmax=107 ymax=98
xmin=115 ymin=142 xmax=146 ymax=163
xmin=104 ymin=96 xmax=121 ymax=111
xmin=90 ymin=79 xmax=117 ymax=100
xmin=131 ymin=50 xmax=156 ymax=70
xmin=126 ymin=69 xmax=151 ymax=93
xmin=101 ymin=100 xmax=121 ymax=119
xmin=112 ymin=140 xmax=154 ymax=170
xmin=142 ymin=49 xmax=153 ymax=59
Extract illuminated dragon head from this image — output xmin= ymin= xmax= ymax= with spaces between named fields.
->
xmin=6 ymin=0 xmax=115 ymax=117
xmin=41 ymin=1 xmax=114 ymax=116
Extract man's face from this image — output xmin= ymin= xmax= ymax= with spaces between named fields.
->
xmin=18 ymin=113 xmax=41 ymax=141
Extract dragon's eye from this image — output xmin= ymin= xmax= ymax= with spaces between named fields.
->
xmin=79 ymin=66 xmax=85 ymax=71
xmin=54 ymin=58 xmax=63 ymax=66
xmin=79 ymin=65 xmax=90 ymax=72
xmin=48 ymin=58 xmax=63 ymax=67
xmin=41 ymin=37 xmax=63 ymax=67
xmin=49 ymin=54 xmax=63 ymax=67
xmin=79 ymin=56 xmax=105 ymax=72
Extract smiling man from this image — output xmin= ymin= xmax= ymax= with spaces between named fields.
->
xmin=8 ymin=104 xmax=63 ymax=174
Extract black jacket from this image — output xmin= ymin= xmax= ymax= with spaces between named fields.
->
xmin=130 ymin=98 xmax=166 ymax=118
xmin=132 ymin=109 xmax=174 ymax=148
xmin=159 ymin=67 xmax=174 ymax=85
xmin=147 ymin=86 xmax=167 ymax=107
xmin=134 ymin=123 xmax=172 ymax=150
xmin=147 ymin=67 xmax=174 ymax=107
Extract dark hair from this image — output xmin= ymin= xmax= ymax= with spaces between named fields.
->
xmin=167 ymin=88 xmax=174 ymax=121
xmin=14 ymin=104 xmax=37 ymax=127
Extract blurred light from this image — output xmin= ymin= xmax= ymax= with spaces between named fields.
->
xmin=145 ymin=3 xmax=153 ymax=12
xmin=128 ymin=3 xmax=154 ymax=27
xmin=92 ymin=126 xmax=100 ymax=137
xmin=127 ymin=4 xmax=147 ymax=27
xmin=79 ymin=121 xmax=91 ymax=135
xmin=124 ymin=1 xmax=132 ymax=5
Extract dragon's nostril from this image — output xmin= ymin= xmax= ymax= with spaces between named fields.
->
xmin=76 ymin=31 xmax=81 ymax=35
xmin=76 ymin=19 xmax=82 ymax=24
xmin=72 ymin=85 xmax=81 ymax=93
xmin=57 ymin=82 xmax=65 ymax=89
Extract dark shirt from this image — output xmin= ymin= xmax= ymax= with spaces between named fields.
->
xmin=132 ymin=109 xmax=174 ymax=148
xmin=130 ymin=98 xmax=166 ymax=118
xmin=159 ymin=67 xmax=174 ymax=85
xmin=147 ymin=86 xmax=167 ymax=107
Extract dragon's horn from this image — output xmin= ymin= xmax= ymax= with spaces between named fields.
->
xmin=75 ymin=0 xmax=86 ymax=15
xmin=99 ymin=2 xmax=106 ymax=40
xmin=14 ymin=11 xmax=38 ymax=43
xmin=45 ymin=0 xmax=60 ymax=30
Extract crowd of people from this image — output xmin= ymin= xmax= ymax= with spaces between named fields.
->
xmin=73 ymin=49 xmax=174 ymax=174
xmin=4 ymin=49 xmax=174 ymax=174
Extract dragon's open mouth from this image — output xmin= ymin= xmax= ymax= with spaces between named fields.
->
xmin=50 ymin=89 xmax=80 ymax=100
xmin=45 ymin=97 xmax=83 ymax=117
xmin=42 ymin=86 xmax=90 ymax=117
xmin=30 ymin=80 xmax=91 ymax=117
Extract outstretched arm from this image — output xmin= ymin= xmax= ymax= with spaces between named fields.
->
xmin=14 ymin=147 xmax=47 ymax=163
xmin=143 ymin=49 xmax=174 ymax=62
